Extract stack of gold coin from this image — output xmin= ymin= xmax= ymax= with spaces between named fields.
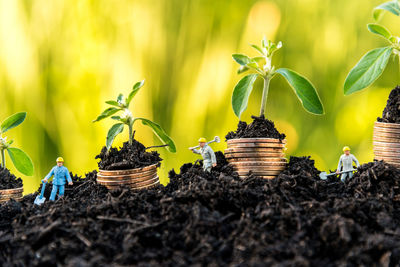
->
xmin=0 ymin=187 xmax=23 ymax=204
xmin=97 ymin=164 xmax=160 ymax=190
xmin=373 ymin=121 xmax=400 ymax=168
xmin=225 ymin=138 xmax=287 ymax=179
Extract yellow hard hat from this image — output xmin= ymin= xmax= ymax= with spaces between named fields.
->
xmin=56 ymin=157 xmax=64 ymax=162
xmin=343 ymin=146 xmax=350 ymax=152
xmin=198 ymin=137 xmax=207 ymax=143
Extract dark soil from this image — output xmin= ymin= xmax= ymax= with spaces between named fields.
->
xmin=95 ymin=137 xmax=162 ymax=170
xmin=0 ymin=155 xmax=399 ymax=265
xmin=0 ymin=167 xmax=22 ymax=190
xmin=225 ymin=115 xmax=286 ymax=140
xmin=378 ymin=86 xmax=400 ymax=123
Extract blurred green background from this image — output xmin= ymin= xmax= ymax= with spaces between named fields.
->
xmin=0 ymin=0 xmax=399 ymax=193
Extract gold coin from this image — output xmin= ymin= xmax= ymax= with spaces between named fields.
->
xmin=372 ymin=136 xmax=400 ymax=143
xmin=97 ymin=169 xmax=157 ymax=181
xmin=373 ymin=127 xmax=400 ymax=134
xmin=375 ymin=121 xmax=400 ymax=129
xmin=225 ymin=152 xmax=285 ymax=158
xmin=0 ymin=187 xmax=23 ymax=195
xmin=225 ymin=147 xmax=284 ymax=154
xmin=99 ymin=164 xmax=158 ymax=176
xmin=238 ymin=175 xmax=277 ymax=179
xmin=235 ymin=170 xmax=284 ymax=176
xmin=227 ymin=142 xmax=286 ymax=149
xmin=227 ymin=138 xmax=286 ymax=144
xmin=229 ymin=161 xmax=287 ymax=167
xmin=227 ymin=157 xmax=287 ymax=162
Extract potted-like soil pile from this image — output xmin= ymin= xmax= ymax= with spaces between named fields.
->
xmin=374 ymin=86 xmax=400 ymax=168
xmin=95 ymin=137 xmax=162 ymax=190
xmin=225 ymin=115 xmax=287 ymax=179
xmin=0 ymin=167 xmax=23 ymax=203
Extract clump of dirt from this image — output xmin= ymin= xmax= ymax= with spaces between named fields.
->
xmin=0 ymin=156 xmax=399 ymax=265
xmin=225 ymin=115 xmax=286 ymax=140
xmin=0 ymin=167 xmax=22 ymax=190
xmin=378 ymin=86 xmax=400 ymax=123
xmin=95 ymin=137 xmax=162 ymax=170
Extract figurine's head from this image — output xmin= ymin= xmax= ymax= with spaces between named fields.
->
xmin=343 ymin=146 xmax=350 ymax=155
xmin=56 ymin=157 xmax=64 ymax=166
xmin=198 ymin=137 xmax=207 ymax=148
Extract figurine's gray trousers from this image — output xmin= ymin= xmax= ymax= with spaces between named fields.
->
xmin=340 ymin=171 xmax=353 ymax=183
xmin=203 ymin=160 xmax=212 ymax=172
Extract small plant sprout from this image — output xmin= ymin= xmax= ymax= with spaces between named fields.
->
xmin=231 ymin=37 xmax=324 ymax=119
xmin=93 ymin=80 xmax=176 ymax=152
xmin=0 ymin=112 xmax=34 ymax=176
xmin=344 ymin=0 xmax=400 ymax=95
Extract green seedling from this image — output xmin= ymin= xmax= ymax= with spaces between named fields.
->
xmin=344 ymin=0 xmax=400 ymax=95
xmin=231 ymin=37 xmax=324 ymax=118
xmin=0 ymin=112 xmax=34 ymax=176
xmin=93 ymin=80 xmax=176 ymax=152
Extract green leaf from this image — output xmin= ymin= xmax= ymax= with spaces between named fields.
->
xmin=237 ymin=66 xmax=249 ymax=74
xmin=276 ymin=68 xmax=324 ymax=115
xmin=105 ymin=100 xmax=120 ymax=107
xmin=250 ymin=44 xmax=265 ymax=56
xmin=0 ymin=112 xmax=27 ymax=134
xmin=231 ymin=74 xmax=258 ymax=118
xmin=344 ymin=47 xmax=393 ymax=95
xmin=232 ymin=54 xmax=252 ymax=66
xmin=367 ymin=24 xmax=392 ymax=40
xmin=93 ymin=107 xmax=120 ymax=122
xmin=7 ymin=147 xmax=34 ymax=176
xmin=127 ymin=80 xmax=145 ymax=106
xmin=373 ymin=1 xmax=400 ymax=20
xmin=117 ymin=93 xmax=124 ymax=105
xmin=134 ymin=118 xmax=176 ymax=153
xmin=106 ymin=123 xmax=124 ymax=150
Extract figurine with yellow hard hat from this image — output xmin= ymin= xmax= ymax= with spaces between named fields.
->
xmin=336 ymin=146 xmax=360 ymax=182
xmin=189 ymin=137 xmax=218 ymax=172
xmin=43 ymin=157 xmax=73 ymax=201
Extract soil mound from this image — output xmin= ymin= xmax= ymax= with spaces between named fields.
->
xmin=0 ymin=156 xmax=399 ymax=265
xmin=225 ymin=115 xmax=286 ymax=140
xmin=95 ymin=138 xmax=162 ymax=170
xmin=378 ymin=86 xmax=400 ymax=123
xmin=0 ymin=167 xmax=22 ymax=190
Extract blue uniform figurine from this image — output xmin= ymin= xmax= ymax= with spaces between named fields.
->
xmin=190 ymin=137 xmax=217 ymax=172
xmin=336 ymin=146 xmax=360 ymax=182
xmin=43 ymin=157 xmax=73 ymax=201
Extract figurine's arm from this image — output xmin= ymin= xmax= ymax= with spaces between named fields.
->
xmin=191 ymin=149 xmax=201 ymax=155
xmin=352 ymin=155 xmax=360 ymax=167
xmin=336 ymin=156 xmax=342 ymax=172
xmin=209 ymin=148 xmax=217 ymax=165
xmin=65 ymin=169 xmax=72 ymax=184
xmin=43 ymin=168 xmax=55 ymax=181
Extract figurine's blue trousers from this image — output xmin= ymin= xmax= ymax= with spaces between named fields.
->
xmin=50 ymin=185 xmax=65 ymax=201
xmin=341 ymin=171 xmax=353 ymax=183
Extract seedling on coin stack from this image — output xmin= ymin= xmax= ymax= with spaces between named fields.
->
xmin=0 ymin=112 xmax=34 ymax=203
xmin=343 ymin=0 xmax=400 ymax=168
xmin=93 ymin=80 xmax=176 ymax=190
xmin=225 ymin=38 xmax=324 ymax=179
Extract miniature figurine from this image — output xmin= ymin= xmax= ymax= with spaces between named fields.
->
xmin=189 ymin=137 xmax=218 ymax=172
xmin=336 ymin=146 xmax=360 ymax=182
xmin=43 ymin=157 xmax=73 ymax=201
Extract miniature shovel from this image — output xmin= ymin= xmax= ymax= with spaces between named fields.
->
xmin=34 ymin=180 xmax=47 ymax=206
xmin=319 ymin=169 xmax=357 ymax=180
xmin=189 ymin=136 xmax=220 ymax=150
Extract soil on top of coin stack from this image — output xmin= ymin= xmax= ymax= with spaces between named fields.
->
xmin=0 ymin=167 xmax=22 ymax=190
xmin=225 ymin=115 xmax=286 ymax=140
xmin=0 ymin=155 xmax=400 ymax=265
xmin=95 ymin=137 xmax=162 ymax=170
xmin=377 ymin=86 xmax=400 ymax=123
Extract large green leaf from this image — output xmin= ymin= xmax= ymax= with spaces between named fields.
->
xmin=105 ymin=100 xmax=120 ymax=107
xmin=232 ymin=54 xmax=252 ymax=66
xmin=0 ymin=112 xmax=27 ymax=134
xmin=134 ymin=118 xmax=176 ymax=153
xmin=373 ymin=1 xmax=400 ymax=20
xmin=106 ymin=123 xmax=124 ymax=150
xmin=276 ymin=68 xmax=324 ymax=115
xmin=127 ymin=80 xmax=145 ymax=106
xmin=93 ymin=107 xmax=120 ymax=122
xmin=231 ymin=74 xmax=258 ymax=118
xmin=344 ymin=47 xmax=393 ymax=95
xmin=7 ymin=147 xmax=34 ymax=176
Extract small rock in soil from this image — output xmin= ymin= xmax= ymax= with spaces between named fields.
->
xmin=378 ymin=86 xmax=400 ymax=123
xmin=0 ymin=167 xmax=22 ymax=190
xmin=225 ymin=115 xmax=286 ymax=140
xmin=95 ymin=137 xmax=162 ymax=170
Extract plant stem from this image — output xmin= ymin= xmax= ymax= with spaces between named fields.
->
xmin=128 ymin=123 xmax=133 ymax=145
xmin=259 ymin=77 xmax=270 ymax=117
xmin=1 ymin=149 xmax=5 ymax=169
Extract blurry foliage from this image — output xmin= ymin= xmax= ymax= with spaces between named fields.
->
xmin=0 ymin=0 xmax=399 ymax=193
